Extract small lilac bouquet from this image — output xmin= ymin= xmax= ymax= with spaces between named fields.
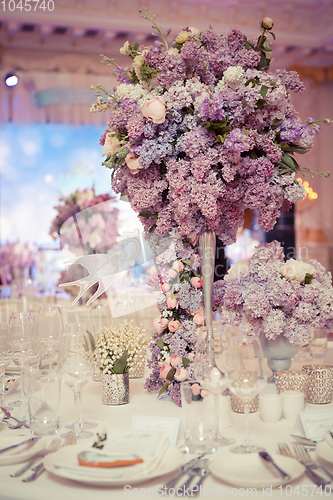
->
xmin=218 ymin=241 xmax=333 ymax=345
xmin=92 ymin=9 xmax=330 ymax=246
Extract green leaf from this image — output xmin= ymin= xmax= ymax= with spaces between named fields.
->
xmin=181 ymin=274 xmax=190 ymax=282
xmin=158 ymin=381 xmax=169 ymax=397
xmin=113 ymin=350 xmax=128 ymax=374
xmin=269 ymin=31 xmax=276 ymax=40
xmin=182 ymin=357 xmax=190 ymax=367
xmin=304 ymin=273 xmax=313 ymax=285
xmin=256 ymin=98 xmax=267 ymax=109
xmin=165 ymin=367 xmax=176 ymax=381
xmin=156 ymin=338 xmax=165 ymax=350
xmin=281 ymin=153 xmax=299 ymax=170
xmin=260 ymin=85 xmax=269 ymax=97
xmin=139 ymin=211 xmax=152 ymax=218
xmin=182 ymin=259 xmax=194 ymax=266
xmin=86 ymin=330 xmax=95 ymax=352
xmin=282 ymin=145 xmax=309 ymax=155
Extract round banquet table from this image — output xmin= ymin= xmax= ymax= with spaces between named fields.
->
xmin=1 ymin=350 xmax=333 ymax=500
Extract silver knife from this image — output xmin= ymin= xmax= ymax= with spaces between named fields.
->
xmin=0 ymin=437 xmax=41 ymax=455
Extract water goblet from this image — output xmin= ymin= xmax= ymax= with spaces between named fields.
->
xmin=0 ymin=323 xmax=9 ymax=406
xmin=227 ymin=330 xmax=267 ymax=453
xmin=194 ymin=325 xmax=235 ymax=447
xmin=58 ymin=329 xmax=94 ymax=439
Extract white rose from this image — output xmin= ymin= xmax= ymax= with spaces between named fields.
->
xmin=280 ymin=259 xmax=316 ymax=283
xmin=224 ymin=260 xmax=249 ymax=282
xmin=222 ymin=66 xmax=245 ymax=90
xmin=175 ymin=27 xmax=200 ymax=44
xmin=167 ymin=48 xmax=179 ymax=56
xmin=119 ymin=41 xmax=130 ymax=55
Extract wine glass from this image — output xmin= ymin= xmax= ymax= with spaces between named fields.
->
xmin=226 ymin=328 xmax=267 ymax=453
xmin=37 ymin=307 xmax=63 ymax=375
xmin=0 ymin=323 xmax=9 ymax=406
xmin=63 ymin=323 xmax=97 ymax=431
xmin=90 ymin=304 xmax=109 ymax=331
xmin=194 ymin=325 xmax=235 ymax=447
xmin=8 ymin=312 xmax=40 ymax=407
xmin=58 ymin=329 xmax=94 ymax=439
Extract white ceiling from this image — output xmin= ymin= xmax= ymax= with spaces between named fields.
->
xmin=0 ymin=0 xmax=333 ymax=73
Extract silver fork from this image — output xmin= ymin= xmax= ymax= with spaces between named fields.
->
xmin=294 ymin=444 xmax=333 ymax=483
xmin=278 ymin=443 xmax=329 ymax=487
xmin=23 ymin=433 xmax=76 ymax=482
xmin=11 ymin=438 xmax=62 ymax=478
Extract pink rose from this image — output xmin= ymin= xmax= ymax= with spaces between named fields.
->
xmin=170 ymin=355 xmax=182 ymax=367
xmin=193 ymin=313 xmax=205 ymax=326
xmin=166 ymin=296 xmax=178 ymax=309
xmin=141 ymin=96 xmax=166 ymax=124
xmin=201 ymin=389 xmax=210 ymax=398
xmin=168 ymin=269 xmax=177 ymax=279
xmin=187 ymin=352 xmax=195 ymax=361
xmin=168 ymin=320 xmax=181 ymax=332
xmin=103 ymin=134 xmax=120 ymax=155
xmin=160 ymin=363 xmax=172 ymax=379
xmin=161 ymin=283 xmax=170 ymax=293
xmin=160 ymin=318 xmax=169 ymax=327
xmin=152 ymin=317 xmax=167 ymax=334
xmin=174 ymin=368 xmax=187 ymax=381
xmin=172 ymin=260 xmax=184 ymax=273
xmin=191 ymin=383 xmax=200 ymax=396
xmin=191 ymin=277 xmax=203 ymax=288
xmin=125 ymin=153 xmax=142 ymax=175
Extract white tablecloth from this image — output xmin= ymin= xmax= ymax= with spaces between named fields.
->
xmin=1 ymin=352 xmax=333 ymax=500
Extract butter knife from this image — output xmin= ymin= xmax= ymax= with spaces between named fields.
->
xmin=0 ymin=437 xmax=41 ymax=455
xmin=163 ymin=455 xmax=206 ymax=490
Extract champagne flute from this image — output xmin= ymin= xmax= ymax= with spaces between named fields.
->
xmin=227 ymin=329 xmax=267 ymax=453
xmin=63 ymin=323 xmax=97 ymax=430
xmin=8 ymin=312 xmax=40 ymax=407
xmin=37 ymin=306 xmax=63 ymax=376
xmin=58 ymin=329 xmax=94 ymax=439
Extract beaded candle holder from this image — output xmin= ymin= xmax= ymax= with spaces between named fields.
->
xmin=275 ymin=370 xmax=308 ymax=394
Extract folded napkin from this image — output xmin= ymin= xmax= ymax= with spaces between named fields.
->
xmin=323 ymin=430 xmax=333 ymax=448
xmin=51 ymin=429 xmax=170 ymax=480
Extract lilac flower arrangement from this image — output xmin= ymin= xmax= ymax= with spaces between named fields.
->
xmin=0 ymin=242 xmax=37 ymax=284
xmin=91 ymin=9 xmax=330 ymax=246
xmin=218 ymin=241 xmax=333 ymax=345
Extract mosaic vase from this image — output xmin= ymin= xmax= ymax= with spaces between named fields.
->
xmin=101 ymin=373 xmax=129 ymax=405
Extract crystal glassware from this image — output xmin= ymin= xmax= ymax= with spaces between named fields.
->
xmin=227 ymin=329 xmax=267 ymax=453
xmin=63 ymin=322 xmax=97 ymax=430
xmin=58 ymin=328 xmax=94 ymax=439
xmin=0 ymin=323 xmax=9 ymax=406
xmin=37 ymin=306 xmax=63 ymax=375
xmin=8 ymin=312 xmax=40 ymax=407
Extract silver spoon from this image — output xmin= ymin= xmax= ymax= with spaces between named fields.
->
xmin=0 ymin=407 xmax=29 ymax=429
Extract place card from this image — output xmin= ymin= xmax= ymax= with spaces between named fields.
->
xmin=293 ymin=409 xmax=333 ymax=441
xmin=131 ymin=415 xmax=180 ymax=447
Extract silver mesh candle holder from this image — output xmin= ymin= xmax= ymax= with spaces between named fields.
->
xmin=230 ymin=394 xmax=259 ymax=413
xmin=302 ymin=364 xmax=333 ymax=404
xmin=101 ymin=373 xmax=130 ymax=405
xmin=275 ymin=370 xmax=308 ymax=394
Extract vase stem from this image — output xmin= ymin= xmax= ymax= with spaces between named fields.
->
xmin=198 ymin=231 xmax=216 ymax=337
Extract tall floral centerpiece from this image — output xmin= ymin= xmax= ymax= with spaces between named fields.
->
xmin=91 ymin=9 xmax=330 ymax=404
xmin=218 ymin=241 xmax=333 ymax=376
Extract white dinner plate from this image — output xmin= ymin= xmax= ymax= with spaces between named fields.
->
xmin=44 ymin=446 xmax=184 ymax=486
xmin=0 ymin=436 xmax=45 ymax=465
xmin=316 ymin=441 xmax=333 ymax=464
xmin=210 ymin=454 xmax=305 ymax=488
